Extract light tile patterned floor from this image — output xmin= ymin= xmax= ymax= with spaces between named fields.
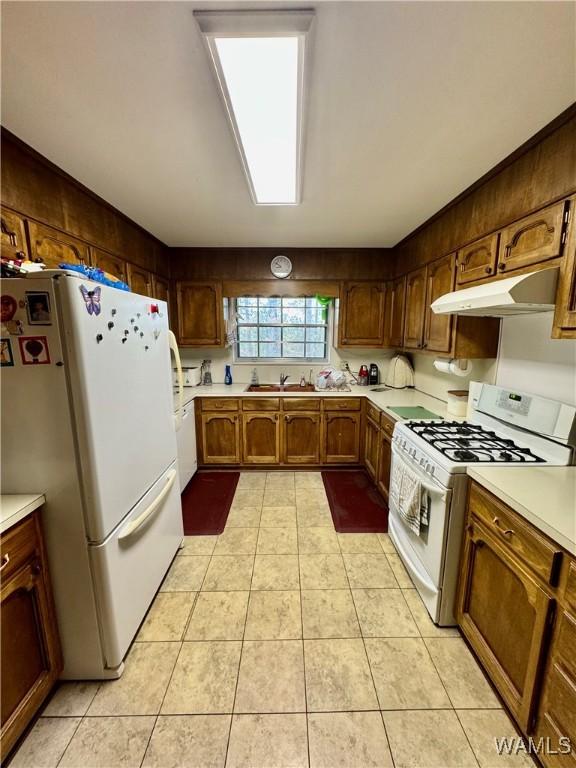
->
xmin=13 ymin=471 xmax=530 ymax=768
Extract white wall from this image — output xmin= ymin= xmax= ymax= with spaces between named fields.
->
xmin=412 ymin=311 xmax=576 ymax=405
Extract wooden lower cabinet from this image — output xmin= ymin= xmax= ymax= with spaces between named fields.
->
xmin=282 ymin=412 xmax=321 ymax=464
xmin=457 ymin=481 xmax=576 ymax=767
xmin=322 ymin=412 xmax=361 ymax=464
xmin=364 ymin=417 xmax=380 ymax=480
xmin=242 ymin=412 xmax=280 ymax=464
xmin=1 ymin=511 xmax=62 ymax=762
xmin=376 ymin=431 xmax=392 ymax=503
xmin=200 ymin=412 xmax=240 ymax=464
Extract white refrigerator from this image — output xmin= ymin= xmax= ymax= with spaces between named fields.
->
xmin=1 ymin=271 xmax=184 ymax=679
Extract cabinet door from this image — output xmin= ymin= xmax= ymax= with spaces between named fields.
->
xmin=456 ymin=517 xmax=554 ymax=732
xmin=177 ymin=282 xmax=224 ymax=347
xmin=91 ymin=247 xmax=127 ymax=282
xmin=457 ymin=234 xmax=499 ymax=286
xmin=0 ymin=209 xmax=28 ymax=261
xmin=499 ymin=201 xmax=569 ymax=274
xmin=383 ymin=276 xmax=406 ymax=348
xmin=1 ymin=555 xmax=62 ymax=759
xmin=423 ymin=253 xmax=456 ymax=353
xmin=126 ymin=262 xmax=152 ymax=297
xmin=201 ymin=413 xmax=240 ymax=464
xmin=152 ymin=275 xmax=170 ymax=303
xmin=242 ymin=412 xmax=280 ymax=464
xmin=322 ymin=412 xmax=361 ymax=464
xmin=403 ymin=267 xmax=427 ymax=349
xmin=338 ymin=282 xmax=385 ymax=346
xmin=376 ymin=431 xmax=392 ymax=503
xmin=282 ymin=412 xmax=321 ymax=464
xmin=364 ymin=418 xmax=380 ymax=480
xmin=27 ymin=221 xmax=89 ymax=268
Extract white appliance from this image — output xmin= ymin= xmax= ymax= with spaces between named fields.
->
xmin=173 ymin=366 xmax=201 ymax=388
xmin=385 ymin=354 xmax=414 ymax=389
xmin=1 ymin=271 xmax=184 ymax=679
xmin=174 ymin=394 xmax=198 ymax=491
xmin=388 ymin=382 xmax=575 ymax=626
xmin=431 ymin=267 xmax=559 ymax=317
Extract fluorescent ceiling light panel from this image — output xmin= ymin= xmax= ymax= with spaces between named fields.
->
xmin=195 ymin=11 xmax=314 ymax=205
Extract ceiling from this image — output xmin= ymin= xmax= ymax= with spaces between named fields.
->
xmin=1 ymin=1 xmax=574 ymax=247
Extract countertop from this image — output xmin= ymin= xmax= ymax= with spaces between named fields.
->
xmin=173 ymin=384 xmax=449 ymax=421
xmin=467 ymin=467 xmax=576 ymax=556
xmin=0 ymin=494 xmax=45 ymax=535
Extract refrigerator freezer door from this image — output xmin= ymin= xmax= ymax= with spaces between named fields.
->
xmin=56 ymin=276 xmax=178 ymax=542
xmin=88 ymin=461 xmax=182 ymax=669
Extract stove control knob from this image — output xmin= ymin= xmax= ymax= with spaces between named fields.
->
xmin=419 ymin=457 xmax=425 ymax=466
xmin=430 ymin=466 xmax=435 ymax=475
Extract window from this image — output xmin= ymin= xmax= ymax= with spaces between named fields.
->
xmin=235 ymin=296 xmax=329 ymax=361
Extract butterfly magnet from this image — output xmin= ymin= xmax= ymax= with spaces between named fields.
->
xmin=79 ymin=285 xmax=102 ymax=316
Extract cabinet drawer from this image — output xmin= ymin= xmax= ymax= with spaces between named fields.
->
xmin=556 ymin=611 xmax=576 ymax=681
xmin=323 ymin=398 xmax=361 ymax=411
xmin=201 ymin=398 xmax=239 ymax=412
xmin=469 ymin=483 xmax=563 ymax=585
xmin=565 ymin=561 xmax=576 ymax=614
xmin=366 ymin=402 xmax=381 ymax=424
xmin=0 ymin=515 xmax=39 ymax=582
xmin=380 ymin=412 xmax=396 ymax=436
xmin=242 ymin=398 xmax=279 ymax=411
xmin=281 ymin=398 xmax=320 ymax=411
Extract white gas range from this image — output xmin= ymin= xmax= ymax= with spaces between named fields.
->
xmin=388 ymin=381 xmax=576 ymax=626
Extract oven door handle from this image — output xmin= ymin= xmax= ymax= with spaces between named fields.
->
xmin=391 ymin=444 xmax=447 ymax=497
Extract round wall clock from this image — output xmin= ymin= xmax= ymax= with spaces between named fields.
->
xmin=270 ymin=255 xmax=292 ymax=279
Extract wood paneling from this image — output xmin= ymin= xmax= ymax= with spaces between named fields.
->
xmin=171 ymin=248 xmax=394 ymax=282
xmin=1 ymin=129 xmax=167 ymax=272
xmin=222 ymin=280 xmax=340 ymax=298
xmin=394 ymin=107 xmax=576 ymax=274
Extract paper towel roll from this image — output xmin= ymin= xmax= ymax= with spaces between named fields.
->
xmin=433 ymin=358 xmax=473 ymax=377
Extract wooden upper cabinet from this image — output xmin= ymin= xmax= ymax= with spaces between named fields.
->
xmin=126 ymin=263 xmax=152 ymax=297
xmin=338 ymin=282 xmax=385 ymax=347
xmin=499 ymin=201 xmax=569 ymax=275
xmin=553 ymin=198 xmax=576 ymax=338
xmin=242 ymin=412 xmax=280 ymax=464
xmin=423 ymin=253 xmax=456 ymax=354
xmin=383 ymin=276 xmax=406 ymax=348
xmin=152 ymin=275 xmax=170 ymax=303
xmin=176 ymin=281 xmax=224 ymax=347
xmin=457 ymin=233 xmax=499 ymax=286
xmin=282 ymin=412 xmax=321 ymax=464
xmin=0 ymin=209 xmax=28 ymax=261
xmin=403 ymin=267 xmax=427 ymax=349
xmin=27 ymin=221 xmax=88 ymax=268
xmin=91 ymin=247 xmax=127 ymax=282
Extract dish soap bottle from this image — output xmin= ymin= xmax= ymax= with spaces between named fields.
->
xmin=250 ymin=367 xmax=259 ymax=386
xmin=225 ymin=364 xmax=233 ymax=385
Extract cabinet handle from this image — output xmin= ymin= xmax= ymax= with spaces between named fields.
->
xmin=485 ymin=266 xmax=492 ymax=274
xmin=285 ymin=415 xmax=290 ymax=421
xmin=498 ymin=263 xmax=506 ymax=271
xmin=0 ymin=553 xmax=9 ymax=571
xmin=492 ymin=516 xmax=514 ymax=536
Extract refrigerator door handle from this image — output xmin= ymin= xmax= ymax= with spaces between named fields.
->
xmin=118 ymin=468 xmax=178 ymax=541
xmin=169 ymin=330 xmax=183 ymax=432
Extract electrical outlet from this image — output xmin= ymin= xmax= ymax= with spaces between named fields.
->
xmin=340 ymin=360 xmax=348 ymax=371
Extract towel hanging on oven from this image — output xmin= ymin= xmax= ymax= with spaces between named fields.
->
xmin=390 ymin=462 xmax=423 ymax=535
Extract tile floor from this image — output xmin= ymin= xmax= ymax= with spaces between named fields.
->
xmin=12 ymin=472 xmax=530 ymax=768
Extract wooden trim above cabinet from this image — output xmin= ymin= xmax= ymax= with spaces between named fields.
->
xmin=222 ymin=279 xmax=340 ymax=298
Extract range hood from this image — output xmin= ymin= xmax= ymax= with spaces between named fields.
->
xmin=431 ymin=267 xmax=559 ymax=317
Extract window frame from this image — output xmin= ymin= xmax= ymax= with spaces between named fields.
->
xmin=232 ymin=296 xmax=331 ymax=363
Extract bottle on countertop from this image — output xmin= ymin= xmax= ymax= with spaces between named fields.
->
xmin=358 ymin=364 xmax=369 ymax=386
xmin=250 ymin=367 xmax=259 ymax=386
xmin=225 ymin=365 xmax=233 ymax=385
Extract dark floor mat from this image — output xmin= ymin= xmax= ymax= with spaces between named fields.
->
xmin=181 ymin=471 xmax=240 ymax=535
xmin=322 ymin=470 xmax=388 ymax=533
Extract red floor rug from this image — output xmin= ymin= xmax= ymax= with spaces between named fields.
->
xmin=181 ymin=471 xmax=240 ymax=535
xmin=322 ymin=470 xmax=388 ymax=533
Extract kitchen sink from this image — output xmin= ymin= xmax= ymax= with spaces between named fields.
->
xmin=244 ymin=383 xmax=316 ymax=392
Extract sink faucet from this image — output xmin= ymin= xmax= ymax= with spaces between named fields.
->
xmin=280 ymin=373 xmax=289 ymax=385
